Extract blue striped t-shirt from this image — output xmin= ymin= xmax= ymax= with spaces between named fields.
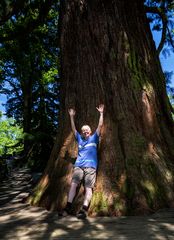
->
xmin=75 ymin=131 xmax=99 ymax=169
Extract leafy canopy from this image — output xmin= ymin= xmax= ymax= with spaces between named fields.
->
xmin=0 ymin=117 xmax=23 ymax=155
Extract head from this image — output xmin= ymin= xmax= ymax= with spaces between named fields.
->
xmin=81 ymin=125 xmax=92 ymax=139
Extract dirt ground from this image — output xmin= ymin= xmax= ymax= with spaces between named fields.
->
xmin=0 ymin=168 xmax=174 ymax=240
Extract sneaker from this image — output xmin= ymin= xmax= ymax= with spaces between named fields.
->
xmin=58 ymin=207 xmax=72 ymax=217
xmin=76 ymin=209 xmax=87 ymax=219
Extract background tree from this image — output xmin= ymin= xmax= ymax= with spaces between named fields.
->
xmin=0 ymin=117 xmax=23 ymax=156
xmin=0 ymin=0 xmax=59 ymax=170
xmin=29 ymin=0 xmax=174 ymax=216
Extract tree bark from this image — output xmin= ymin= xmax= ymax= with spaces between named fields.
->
xmin=30 ymin=0 xmax=174 ymax=216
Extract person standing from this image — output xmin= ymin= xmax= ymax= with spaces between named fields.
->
xmin=60 ymin=104 xmax=104 ymax=219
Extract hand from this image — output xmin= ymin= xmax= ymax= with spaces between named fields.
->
xmin=68 ymin=108 xmax=76 ymax=116
xmin=96 ymin=104 xmax=104 ymax=113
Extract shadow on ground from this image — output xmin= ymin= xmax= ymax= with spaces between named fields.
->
xmin=0 ymin=169 xmax=174 ymax=240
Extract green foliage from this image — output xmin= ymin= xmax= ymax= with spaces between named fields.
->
xmin=0 ymin=0 xmax=59 ymax=170
xmin=43 ymin=68 xmax=58 ymax=84
xmin=0 ymin=117 xmax=23 ymax=155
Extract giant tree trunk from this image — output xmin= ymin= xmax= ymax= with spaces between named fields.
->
xmin=30 ymin=0 xmax=174 ymax=216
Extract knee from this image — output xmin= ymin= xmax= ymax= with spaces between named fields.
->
xmin=71 ymin=182 xmax=78 ymax=189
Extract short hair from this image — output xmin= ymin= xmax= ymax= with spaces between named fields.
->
xmin=81 ymin=125 xmax=91 ymax=132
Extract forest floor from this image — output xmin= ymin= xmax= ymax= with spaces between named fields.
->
xmin=0 ymin=168 xmax=174 ymax=240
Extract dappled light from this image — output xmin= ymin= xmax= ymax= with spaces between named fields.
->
xmin=1 ymin=169 xmax=174 ymax=240
xmin=142 ymin=89 xmax=155 ymax=128
xmin=39 ymin=174 xmax=49 ymax=189
xmin=1 ymin=0 xmax=174 ymax=238
xmin=147 ymin=142 xmax=158 ymax=157
xmin=165 ymin=170 xmax=173 ymax=182
xmin=117 ymin=171 xmax=127 ymax=190
xmin=1 ymin=173 xmax=174 ymax=240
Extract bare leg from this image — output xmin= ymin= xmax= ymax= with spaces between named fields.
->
xmin=83 ymin=187 xmax=93 ymax=207
xmin=58 ymin=182 xmax=78 ymax=216
xmin=67 ymin=182 xmax=78 ymax=203
xmin=77 ymin=187 xmax=93 ymax=219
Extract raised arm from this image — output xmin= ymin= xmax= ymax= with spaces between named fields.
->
xmin=96 ymin=104 xmax=104 ymax=136
xmin=68 ymin=108 xmax=77 ymax=135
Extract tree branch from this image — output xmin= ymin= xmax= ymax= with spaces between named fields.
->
xmin=157 ymin=12 xmax=167 ymax=55
xmin=4 ymin=79 xmax=23 ymax=105
xmin=145 ymin=5 xmax=168 ymax=55
xmin=166 ymin=25 xmax=174 ymax=49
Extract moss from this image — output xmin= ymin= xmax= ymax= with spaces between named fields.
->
xmin=141 ymin=180 xmax=156 ymax=199
xmin=121 ymin=179 xmax=135 ymax=199
xmin=124 ymin=134 xmax=147 ymax=169
xmin=129 ymin=133 xmax=146 ymax=150
xmin=28 ymin=185 xmax=44 ymax=205
xmin=91 ymin=191 xmax=109 ymax=214
xmin=125 ymin=156 xmax=141 ymax=168
xmin=110 ymin=47 xmax=116 ymax=60
xmin=113 ymin=197 xmax=127 ymax=213
xmin=128 ymin=50 xmax=140 ymax=90
xmin=140 ymin=163 xmax=168 ymax=208
xmin=141 ymin=180 xmax=162 ymax=208
xmin=127 ymin=48 xmax=148 ymax=91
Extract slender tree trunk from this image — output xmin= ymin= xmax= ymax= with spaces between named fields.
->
xmin=30 ymin=0 xmax=174 ymax=216
xmin=20 ymin=56 xmax=35 ymax=153
xmin=22 ymin=77 xmax=32 ymax=134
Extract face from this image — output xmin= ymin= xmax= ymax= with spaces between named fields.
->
xmin=81 ymin=125 xmax=91 ymax=139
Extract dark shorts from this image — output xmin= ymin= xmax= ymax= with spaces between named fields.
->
xmin=72 ymin=167 xmax=96 ymax=188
